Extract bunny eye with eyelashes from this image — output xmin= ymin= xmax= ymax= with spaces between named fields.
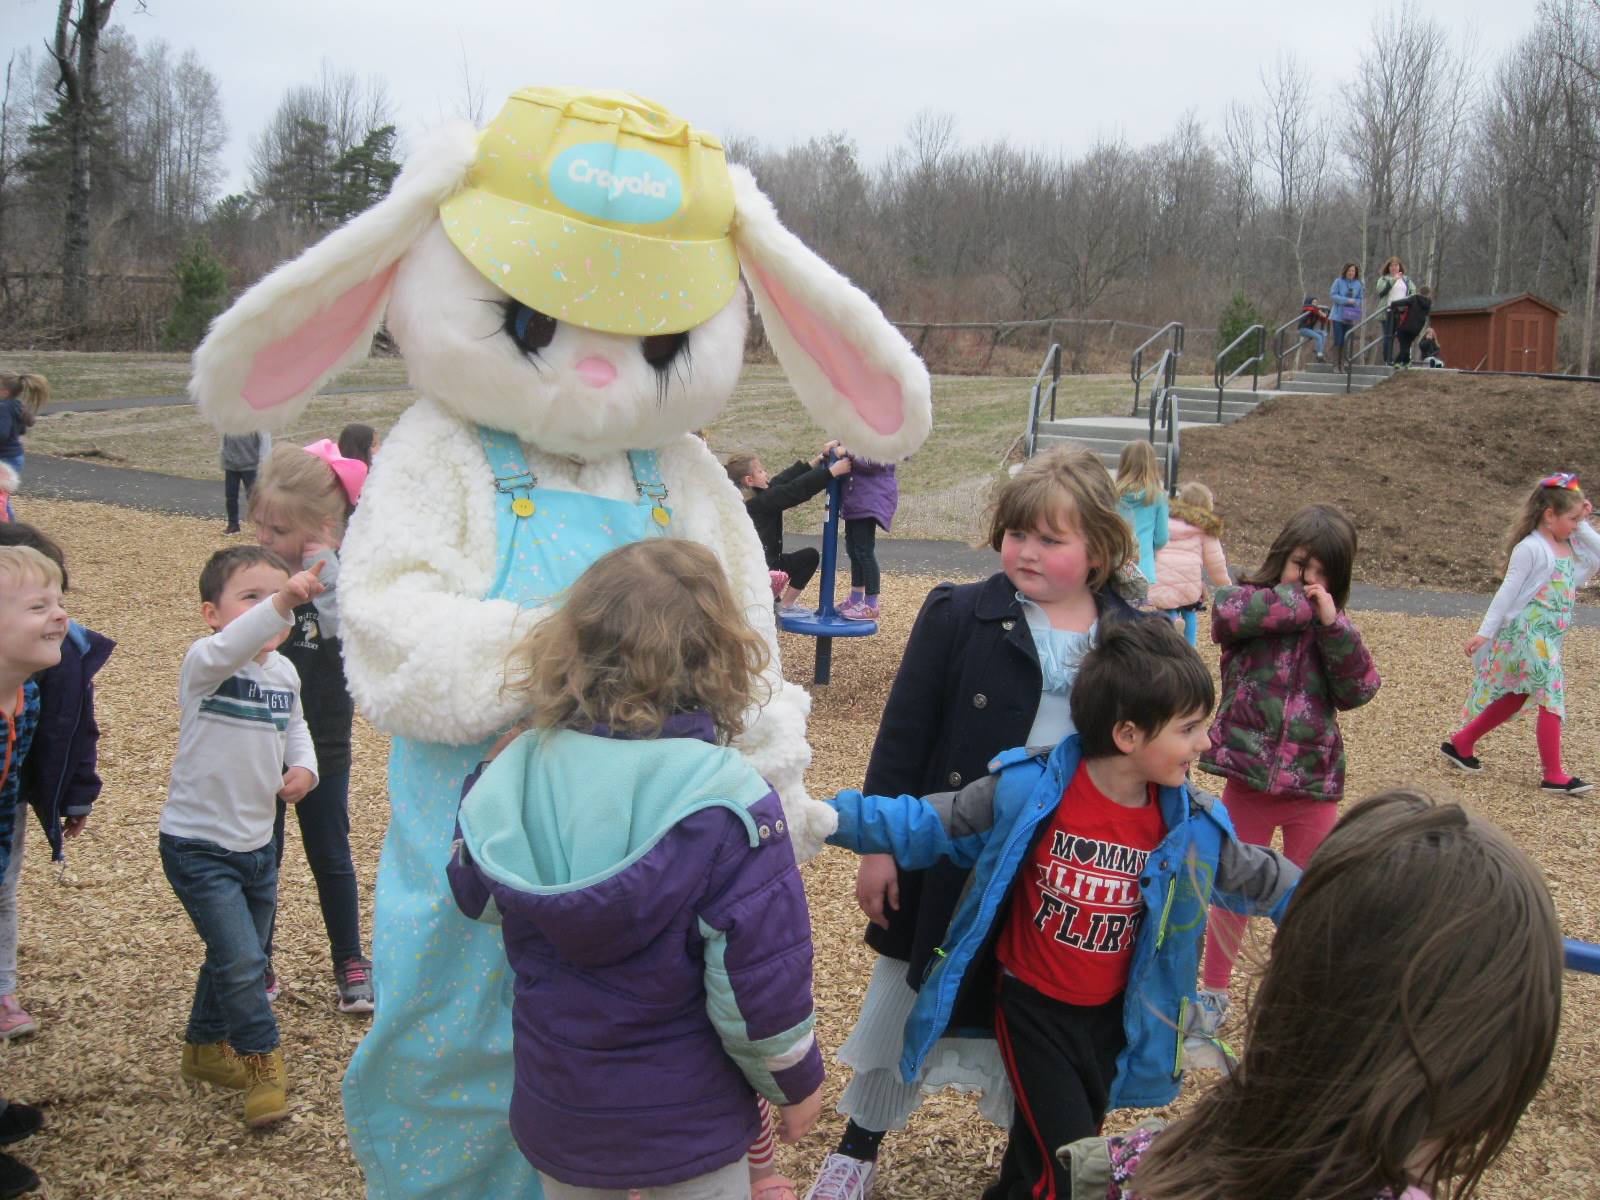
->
xmin=641 ymin=331 xmax=689 ymax=372
xmin=502 ymin=302 xmax=558 ymax=358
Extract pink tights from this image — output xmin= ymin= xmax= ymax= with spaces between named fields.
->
xmin=1451 ymin=693 xmax=1569 ymax=785
xmin=1201 ymin=779 xmax=1339 ymax=992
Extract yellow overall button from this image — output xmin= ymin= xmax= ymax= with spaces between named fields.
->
xmin=652 ymin=505 xmax=671 ymax=526
xmin=512 ymin=498 xmax=536 ymax=518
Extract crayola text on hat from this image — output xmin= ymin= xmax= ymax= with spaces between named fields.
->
xmin=439 ymin=87 xmax=739 ymax=337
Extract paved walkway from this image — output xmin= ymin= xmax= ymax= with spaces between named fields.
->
xmin=19 ymin=452 xmax=1595 ymax=627
xmin=50 ymin=385 xmax=406 ymax=415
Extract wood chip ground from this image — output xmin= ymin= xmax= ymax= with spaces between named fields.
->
xmin=6 ymin=497 xmax=1595 ymax=1198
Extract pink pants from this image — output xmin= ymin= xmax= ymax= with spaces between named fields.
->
xmin=1201 ymin=779 xmax=1338 ymax=991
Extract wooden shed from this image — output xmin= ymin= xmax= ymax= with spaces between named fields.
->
xmin=1428 ymin=292 xmax=1563 ymax=372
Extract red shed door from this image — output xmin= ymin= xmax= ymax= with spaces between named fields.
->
xmin=1506 ymin=315 xmax=1538 ymax=371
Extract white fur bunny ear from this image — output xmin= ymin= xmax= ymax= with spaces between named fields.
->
xmin=730 ymin=165 xmax=932 ymax=462
xmin=191 ymin=121 xmax=479 ymax=433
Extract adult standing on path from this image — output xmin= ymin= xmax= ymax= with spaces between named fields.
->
xmin=219 ymin=431 xmax=270 ymax=534
xmin=1329 ymin=263 xmax=1364 ymax=370
xmin=1375 ymin=256 xmax=1409 ymax=366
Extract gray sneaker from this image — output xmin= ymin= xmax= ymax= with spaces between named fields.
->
xmin=336 ymin=957 xmax=375 ymax=1015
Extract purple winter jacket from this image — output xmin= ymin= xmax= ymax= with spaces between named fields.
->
xmin=839 ymin=458 xmax=898 ymax=531
xmin=448 ymin=712 xmax=824 ymax=1191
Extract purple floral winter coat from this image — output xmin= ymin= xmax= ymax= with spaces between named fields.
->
xmin=839 ymin=458 xmax=898 ymax=531
xmin=1200 ymin=584 xmax=1380 ymax=802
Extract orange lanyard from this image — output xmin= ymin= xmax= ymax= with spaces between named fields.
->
xmin=0 ymin=688 xmax=19 ymax=790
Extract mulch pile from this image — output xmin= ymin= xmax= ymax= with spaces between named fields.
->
xmin=4 ymin=495 xmax=1597 ymax=1198
xmin=1181 ymin=371 xmax=1600 ymax=593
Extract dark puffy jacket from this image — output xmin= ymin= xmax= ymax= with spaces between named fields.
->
xmin=744 ymin=459 xmax=833 ymax=569
xmin=447 ymin=712 xmax=823 ymax=1191
xmin=1201 ymin=584 xmax=1380 ymax=802
xmin=21 ymin=622 xmax=114 ymax=860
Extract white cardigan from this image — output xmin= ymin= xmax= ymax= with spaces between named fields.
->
xmin=1476 ymin=523 xmax=1600 ymax=640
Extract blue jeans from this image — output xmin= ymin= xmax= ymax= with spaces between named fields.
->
xmin=160 ymin=833 xmax=279 ymax=1054
xmin=1297 ymin=326 xmax=1325 ymax=357
xmin=269 ymin=770 xmax=363 ymax=966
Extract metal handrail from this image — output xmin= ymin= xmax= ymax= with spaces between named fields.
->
xmin=1024 ymin=343 xmax=1063 ymax=458
xmin=1130 ymin=321 xmax=1184 ymax=416
xmin=1159 ymin=368 xmax=1181 ymax=497
xmin=1341 ymin=307 xmax=1389 ymax=391
xmin=1213 ymin=323 xmax=1265 ymax=421
xmin=1146 ymin=348 xmax=1175 ymax=442
xmin=1270 ymin=307 xmax=1327 ymax=387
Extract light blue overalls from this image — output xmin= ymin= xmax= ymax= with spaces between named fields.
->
xmin=344 ymin=428 xmax=671 ymax=1199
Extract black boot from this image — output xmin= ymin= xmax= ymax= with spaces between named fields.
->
xmin=0 ymin=1103 xmax=42 ymax=1147
xmin=0 ymin=1152 xmax=38 ymax=1198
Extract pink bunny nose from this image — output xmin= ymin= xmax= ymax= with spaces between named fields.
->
xmin=575 ymin=356 xmax=617 ymax=388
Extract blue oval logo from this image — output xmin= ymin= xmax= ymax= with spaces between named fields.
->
xmin=549 ymin=143 xmax=683 ymax=225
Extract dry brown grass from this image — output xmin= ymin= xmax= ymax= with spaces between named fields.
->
xmin=4 ymin=495 xmax=1597 ymax=1198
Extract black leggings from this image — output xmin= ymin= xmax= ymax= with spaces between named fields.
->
xmin=845 ymin=519 xmax=881 ymax=594
xmin=775 ymin=547 xmax=819 ymax=592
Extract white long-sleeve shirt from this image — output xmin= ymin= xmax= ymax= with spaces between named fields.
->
xmin=162 ymin=597 xmax=317 ymax=852
xmin=1476 ymin=522 xmax=1600 ymax=643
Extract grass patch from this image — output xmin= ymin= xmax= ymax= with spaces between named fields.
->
xmin=16 ymin=352 xmax=1196 ymax=540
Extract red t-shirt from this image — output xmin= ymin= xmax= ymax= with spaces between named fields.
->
xmin=995 ymin=766 xmax=1166 ymax=1006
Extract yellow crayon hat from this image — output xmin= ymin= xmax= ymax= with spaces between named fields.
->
xmin=439 ymin=87 xmax=739 ymax=337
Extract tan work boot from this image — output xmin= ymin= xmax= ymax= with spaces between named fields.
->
xmin=238 ymin=1049 xmax=289 ymax=1128
xmin=181 ymin=1040 xmax=249 ymax=1089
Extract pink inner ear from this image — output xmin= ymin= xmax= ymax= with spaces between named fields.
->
xmin=749 ymin=263 xmax=904 ymax=436
xmin=241 ymin=265 xmax=398 ymax=411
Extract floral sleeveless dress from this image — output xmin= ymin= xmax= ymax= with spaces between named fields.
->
xmin=1465 ymin=555 xmax=1575 ymax=720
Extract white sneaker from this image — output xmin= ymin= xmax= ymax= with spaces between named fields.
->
xmin=1192 ymin=986 xmax=1230 ymax=1036
xmin=804 ymin=1153 xmax=876 ymax=1200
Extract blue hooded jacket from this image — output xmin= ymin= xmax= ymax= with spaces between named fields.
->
xmin=828 ymin=734 xmax=1299 ymax=1111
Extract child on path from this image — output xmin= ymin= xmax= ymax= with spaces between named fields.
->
xmin=1116 ymin=441 xmax=1169 ymax=588
xmin=1147 ymin=481 xmax=1230 ymax=646
xmin=0 ymin=523 xmax=114 ymax=1042
xmin=1442 ymin=473 xmax=1600 ymax=794
xmin=1195 ymin=504 xmax=1380 ymax=1038
xmin=0 ymin=375 xmax=48 ymax=523
xmin=1060 ymin=788 xmax=1562 ymax=1200
xmin=220 ymin=431 xmax=271 ymax=535
xmin=839 ymin=456 xmax=897 ymax=621
xmin=1329 ymin=263 xmax=1364 ymax=370
xmin=728 ymin=443 xmax=852 ymax=615
xmin=251 ymin=441 xmax=373 ymax=1012
xmin=0 ymin=546 xmax=60 ymax=1198
xmin=805 ymin=446 xmax=1145 ymax=1200
xmin=448 ymin=539 xmax=824 ymax=1200
xmin=162 ymin=546 xmax=321 ymax=1128
xmin=826 ymin=619 xmax=1300 ymax=1200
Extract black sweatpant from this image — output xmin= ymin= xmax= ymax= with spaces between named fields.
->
xmin=844 ymin=518 xmax=881 ymax=594
xmin=224 ymin=468 xmax=256 ymax=529
xmin=1396 ymin=329 xmax=1419 ymax=366
xmin=775 ymin=546 xmax=820 ymax=592
xmin=984 ymin=976 xmax=1127 ymax=1200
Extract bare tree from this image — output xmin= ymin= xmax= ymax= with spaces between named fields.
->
xmin=47 ymin=0 xmax=117 ymax=341
xmin=1258 ymin=54 xmax=1332 ymax=300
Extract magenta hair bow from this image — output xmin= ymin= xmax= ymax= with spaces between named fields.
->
xmin=1539 ymin=472 xmax=1580 ymax=492
xmin=304 ymin=438 xmax=368 ymax=505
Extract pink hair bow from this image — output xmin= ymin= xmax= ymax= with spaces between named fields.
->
xmin=304 ymin=438 xmax=368 ymax=505
xmin=1540 ymin=472 xmax=1580 ymax=492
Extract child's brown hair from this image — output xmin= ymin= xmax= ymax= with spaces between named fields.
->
xmin=724 ymin=452 xmax=762 ymax=500
xmin=250 ymin=444 xmax=353 ymax=545
xmin=1131 ymin=788 xmax=1561 ymax=1200
xmin=1239 ymin=503 xmax=1357 ymax=609
xmin=986 ymin=445 xmax=1135 ymax=592
xmin=0 ymin=374 xmax=49 ymax=428
xmin=1503 ymin=476 xmax=1585 ymax=571
xmin=505 ymin=539 xmax=769 ymax=742
xmin=1115 ymin=440 xmax=1163 ymax=502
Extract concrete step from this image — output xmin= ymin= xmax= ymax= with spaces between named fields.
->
xmin=1168 ymin=385 xmax=1284 ymax=405
xmin=1038 ymin=417 xmax=1176 ymax=444
xmin=1299 ymin=362 xmax=1395 ymax=378
xmin=1275 ymin=379 xmax=1378 ymax=395
xmin=1280 ymin=373 xmax=1383 ymax=392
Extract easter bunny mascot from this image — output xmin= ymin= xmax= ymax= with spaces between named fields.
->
xmin=190 ymin=88 xmax=931 ymax=1199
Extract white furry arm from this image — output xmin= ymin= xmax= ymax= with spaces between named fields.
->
xmin=339 ymin=400 xmax=532 ymax=744
xmin=666 ymin=440 xmax=836 ymax=861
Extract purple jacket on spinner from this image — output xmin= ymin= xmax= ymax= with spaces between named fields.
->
xmin=447 ymin=711 xmax=823 ymax=1191
xmin=1201 ymin=584 xmax=1380 ymax=802
xmin=839 ymin=457 xmax=898 ymax=531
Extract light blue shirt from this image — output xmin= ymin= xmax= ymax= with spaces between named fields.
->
xmin=1019 ymin=595 xmax=1096 ymax=747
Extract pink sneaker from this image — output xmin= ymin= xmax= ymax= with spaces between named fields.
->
xmin=0 ymin=996 xmax=37 ymax=1041
xmin=768 ymin=570 xmax=790 ymax=599
xmin=837 ymin=601 xmax=877 ymax=622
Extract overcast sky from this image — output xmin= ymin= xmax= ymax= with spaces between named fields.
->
xmin=4 ymin=0 xmax=1538 ymax=195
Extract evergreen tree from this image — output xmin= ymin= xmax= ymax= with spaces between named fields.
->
xmin=327 ymin=123 xmax=399 ymax=223
xmin=1216 ymin=290 xmax=1266 ymax=377
xmin=162 ymin=235 xmax=228 ymax=348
